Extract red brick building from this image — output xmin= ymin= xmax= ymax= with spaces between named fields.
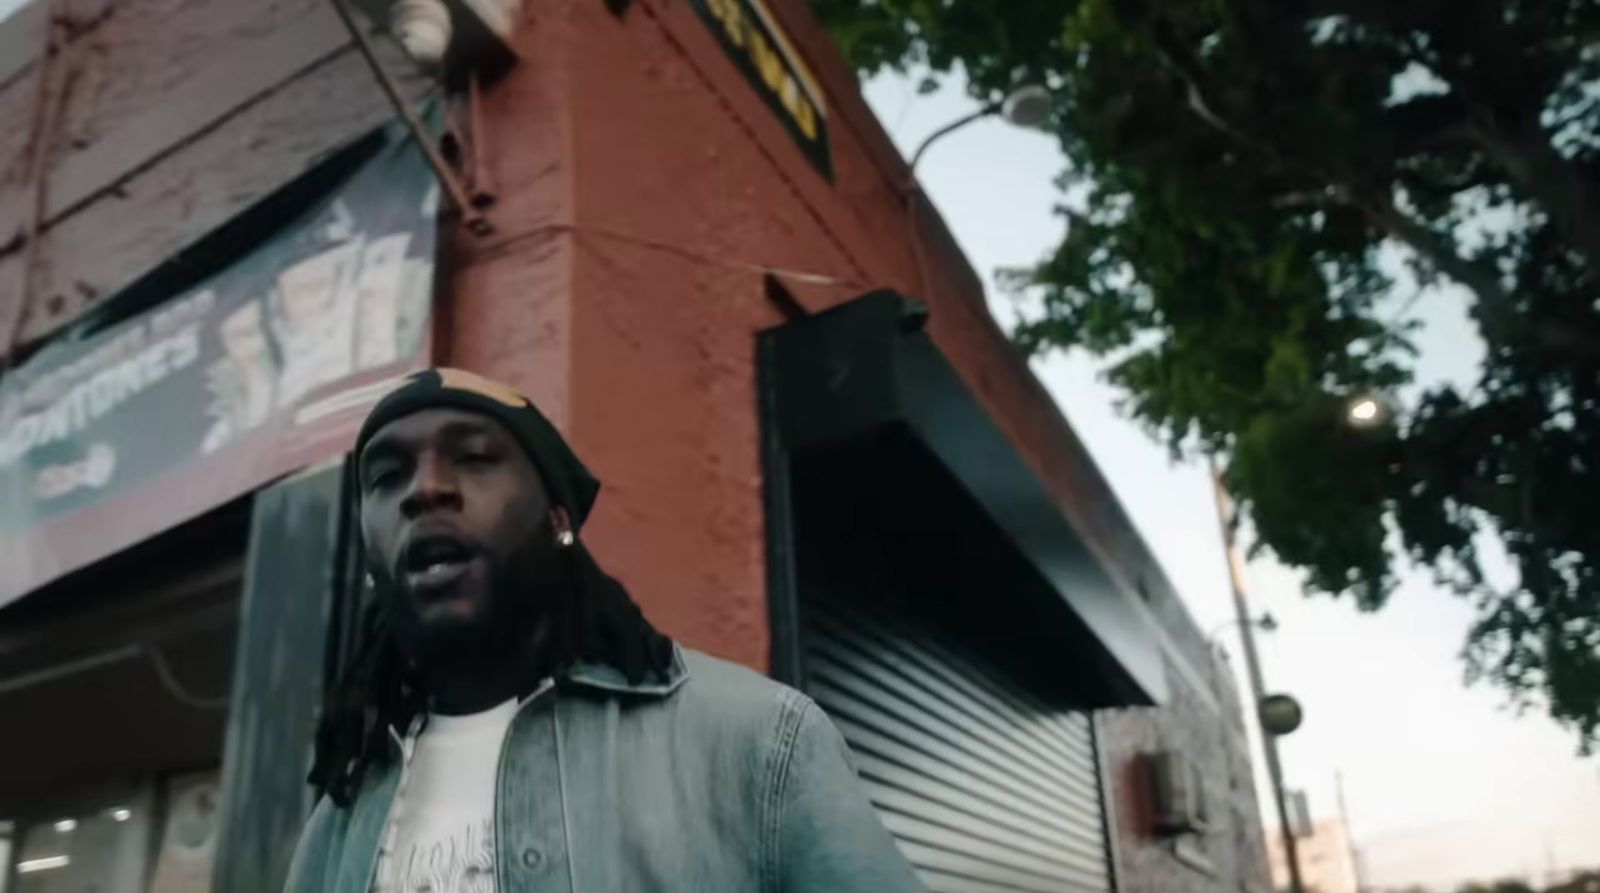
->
xmin=0 ymin=0 xmax=1272 ymax=890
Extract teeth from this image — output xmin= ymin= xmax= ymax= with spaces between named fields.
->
xmin=410 ymin=559 xmax=466 ymax=586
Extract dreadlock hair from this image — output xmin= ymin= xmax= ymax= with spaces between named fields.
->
xmin=308 ymin=538 xmax=674 ymax=808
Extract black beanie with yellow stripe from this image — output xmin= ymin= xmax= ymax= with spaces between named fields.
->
xmin=354 ymin=367 xmax=600 ymax=528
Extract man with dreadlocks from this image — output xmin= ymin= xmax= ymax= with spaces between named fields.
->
xmin=284 ymin=368 xmax=923 ymax=893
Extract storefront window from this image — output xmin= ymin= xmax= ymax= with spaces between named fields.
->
xmin=1 ymin=772 xmax=218 ymax=893
xmin=149 ymin=772 xmax=220 ymax=893
xmin=9 ymin=793 xmax=151 ymax=893
xmin=1 ymin=820 xmax=13 ymax=893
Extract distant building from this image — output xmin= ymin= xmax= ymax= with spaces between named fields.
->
xmin=1270 ymin=817 xmax=1363 ymax=893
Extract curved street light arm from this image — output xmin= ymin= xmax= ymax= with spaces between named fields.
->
xmin=906 ymin=100 xmax=1004 ymax=176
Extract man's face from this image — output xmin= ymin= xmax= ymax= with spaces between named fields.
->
xmin=219 ymin=301 xmax=268 ymax=365
xmin=358 ymin=407 xmax=553 ymax=663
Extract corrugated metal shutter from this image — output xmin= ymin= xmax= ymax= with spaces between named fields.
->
xmin=803 ymin=598 xmax=1112 ymax=893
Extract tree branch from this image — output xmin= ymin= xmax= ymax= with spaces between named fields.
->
xmin=1293 ymin=0 xmax=1600 ymax=267
xmin=1466 ymin=112 xmax=1600 ymax=268
xmin=1302 ymin=184 xmax=1600 ymax=357
xmin=1146 ymin=24 xmax=1600 ymax=358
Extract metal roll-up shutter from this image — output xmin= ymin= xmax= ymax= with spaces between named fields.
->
xmin=803 ymin=598 xmax=1112 ymax=893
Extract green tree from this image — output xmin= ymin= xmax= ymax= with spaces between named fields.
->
xmin=812 ymin=0 xmax=1600 ymax=745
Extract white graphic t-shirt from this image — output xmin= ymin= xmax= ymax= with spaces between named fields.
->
xmin=373 ymin=698 xmax=520 ymax=893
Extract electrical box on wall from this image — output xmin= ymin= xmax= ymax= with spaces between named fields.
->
xmin=351 ymin=0 xmax=520 ymax=80
xmin=1150 ymin=750 xmax=1209 ymax=836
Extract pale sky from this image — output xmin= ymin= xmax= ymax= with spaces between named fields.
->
xmin=865 ymin=71 xmax=1600 ymax=890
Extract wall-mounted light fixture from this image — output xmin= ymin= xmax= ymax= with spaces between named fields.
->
xmin=390 ymin=0 xmax=453 ymax=68
xmin=351 ymin=0 xmax=520 ymax=78
xmin=328 ymin=0 xmax=515 ymax=234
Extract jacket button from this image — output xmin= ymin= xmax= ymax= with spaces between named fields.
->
xmin=521 ymin=847 xmax=543 ymax=870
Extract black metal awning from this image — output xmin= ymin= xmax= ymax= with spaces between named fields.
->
xmin=760 ymin=291 xmax=1166 ymax=707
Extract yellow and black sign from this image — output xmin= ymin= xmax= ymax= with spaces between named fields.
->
xmin=692 ymin=0 xmax=832 ymax=179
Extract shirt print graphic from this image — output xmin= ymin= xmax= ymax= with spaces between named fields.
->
xmin=393 ymin=819 xmax=496 ymax=893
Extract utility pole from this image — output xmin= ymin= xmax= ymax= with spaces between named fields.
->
xmin=1337 ymin=771 xmax=1364 ymax=893
xmin=1209 ymin=460 xmax=1305 ymax=893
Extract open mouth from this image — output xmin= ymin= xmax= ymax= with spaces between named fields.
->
xmin=399 ymin=533 xmax=478 ymax=593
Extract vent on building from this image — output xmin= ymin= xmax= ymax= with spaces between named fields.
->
xmin=1151 ymin=750 xmax=1209 ymax=836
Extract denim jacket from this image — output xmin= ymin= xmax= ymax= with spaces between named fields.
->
xmin=283 ymin=645 xmax=925 ymax=892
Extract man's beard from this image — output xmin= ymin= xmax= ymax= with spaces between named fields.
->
xmin=378 ymin=529 xmax=571 ymax=680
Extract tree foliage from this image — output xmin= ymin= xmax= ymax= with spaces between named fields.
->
xmin=812 ymin=0 xmax=1600 ymax=745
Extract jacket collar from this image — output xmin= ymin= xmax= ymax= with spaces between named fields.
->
xmin=561 ymin=642 xmax=690 ymax=698
xmin=386 ymin=644 xmax=691 ymax=748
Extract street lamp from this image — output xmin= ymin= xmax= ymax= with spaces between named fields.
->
xmin=1212 ymin=617 xmax=1305 ymax=740
xmin=906 ymin=84 xmax=1054 ymax=173
xmin=1208 ymin=612 xmax=1278 ymax=644
xmin=1346 ymin=395 xmax=1386 ymax=428
xmin=902 ymin=84 xmax=1053 ymax=298
xmin=1258 ymin=693 xmax=1305 ymax=737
